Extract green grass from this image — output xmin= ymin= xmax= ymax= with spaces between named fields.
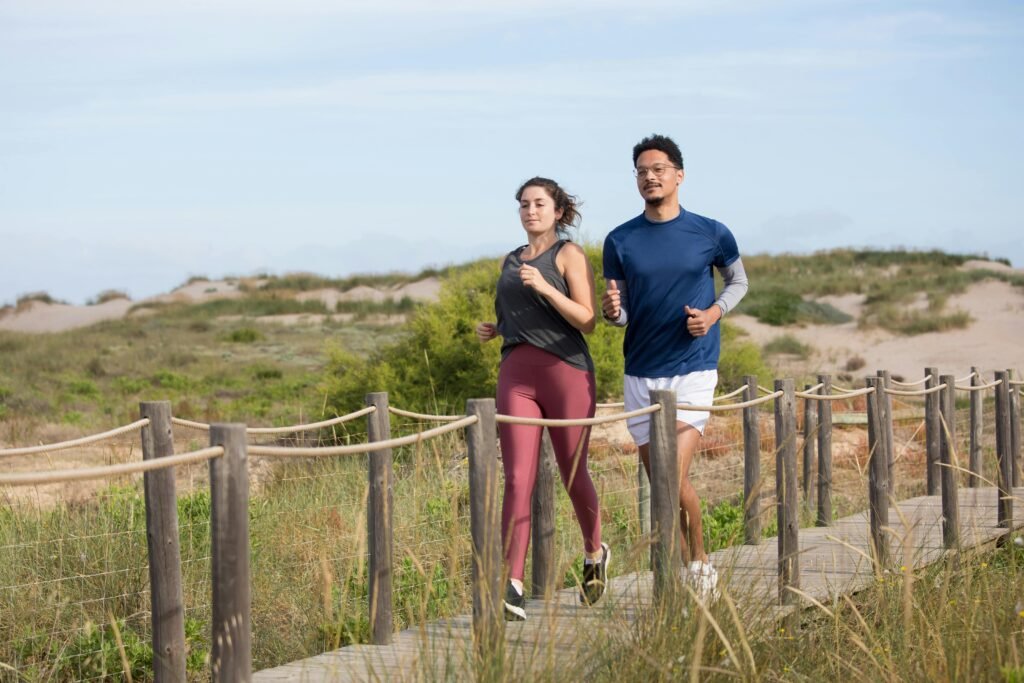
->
xmin=570 ymin=539 xmax=1024 ymax=682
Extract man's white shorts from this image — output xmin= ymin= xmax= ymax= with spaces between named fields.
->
xmin=624 ymin=370 xmax=719 ymax=446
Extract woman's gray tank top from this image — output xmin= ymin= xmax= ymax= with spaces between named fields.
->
xmin=495 ymin=240 xmax=594 ymax=373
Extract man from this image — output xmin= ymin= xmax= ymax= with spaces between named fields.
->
xmin=602 ymin=133 xmax=748 ymax=599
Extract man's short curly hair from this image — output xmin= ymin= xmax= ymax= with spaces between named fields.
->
xmin=632 ymin=134 xmax=684 ymax=170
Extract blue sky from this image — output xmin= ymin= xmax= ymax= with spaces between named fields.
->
xmin=2 ymin=0 xmax=1022 ymax=305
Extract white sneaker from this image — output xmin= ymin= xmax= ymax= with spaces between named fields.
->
xmin=687 ymin=560 xmax=720 ymax=602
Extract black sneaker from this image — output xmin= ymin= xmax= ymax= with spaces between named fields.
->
xmin=580 ymin=542 xmax=611 ymax=606
xmin=503 ymin=581 xmax=526 ymax=621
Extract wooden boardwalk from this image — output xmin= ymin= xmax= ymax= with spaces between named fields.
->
xmin=254 ymin=486 xmax=1023 ymax=682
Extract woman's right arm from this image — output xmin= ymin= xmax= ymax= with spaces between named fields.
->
xmin=476 ymin=321 xmax=498 ymax=342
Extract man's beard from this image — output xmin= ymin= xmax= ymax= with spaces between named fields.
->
xmin=644 ymin=193 xmax=668 ymax=207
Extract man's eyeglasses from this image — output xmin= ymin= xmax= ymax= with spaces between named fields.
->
xmin=633 ymin=164 xmax=679 ymax=179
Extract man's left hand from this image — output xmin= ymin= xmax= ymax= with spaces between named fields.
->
xmin=684 ymin=305 xmax=721 ymax=337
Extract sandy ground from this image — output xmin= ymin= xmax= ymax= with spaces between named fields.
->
xmin=731 ymin=278 xmax=1024 ymax=381
xmin=0 ymin=277 xmax=439 ymax=331
xmin=0 ymin=298 xmax=135 ymax=333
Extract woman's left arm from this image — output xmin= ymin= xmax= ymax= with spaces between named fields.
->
xmin=520 ymin=243 xmax=596 ymax=333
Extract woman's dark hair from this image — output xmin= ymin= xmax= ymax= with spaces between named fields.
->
xmin=632 ymin=133 xmax=684 ymax=169
xmin=515 ymin=176 xmax=582 ymax=238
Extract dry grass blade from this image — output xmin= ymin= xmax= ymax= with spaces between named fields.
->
xmin=107 ymin=610 xmax=134 ymax=683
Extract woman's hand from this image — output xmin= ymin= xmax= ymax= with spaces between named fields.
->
xmin=519 ymin=264 xmax=552 ymax=296
xmin=476 ymin=322 xmax=498 ymax=343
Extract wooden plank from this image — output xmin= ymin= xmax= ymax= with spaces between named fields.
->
xmin=255 ymin=486 xmax=1024 ymax=682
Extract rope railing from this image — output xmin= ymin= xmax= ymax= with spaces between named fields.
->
xmin=388 ymin=406 xmax=463 ymax=422
xmin=400 ymin=383 xmax=759 ymax=417
xmin=248 ymin=415 xmax=478 ymax=457
xmin=0 ymin=446 xmax=223 ymax=487
xmin=0 ymin=418 xmax=151 ymax=457
xmin=796 ymin=386 xmax=875 ymax=400
xmin=956 ymin=379 xmax=1003 ymax=392
xmin=170 ymin=406 xmax=377 ymax=434
xmin=883 ymin=383 xmax=949 ymax=397
xmin=714 ymin=385 xmax=750 ymax=401
xmin=889 ymin=376 xmax=929 ymax=388
xmin=388 ymin=389 xmax=782 ymax=429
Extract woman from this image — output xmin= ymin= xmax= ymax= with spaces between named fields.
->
xmin=476 ymin=177 xmax=609 ymax=621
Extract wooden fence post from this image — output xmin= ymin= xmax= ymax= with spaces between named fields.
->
xmin=466 ymin=398 xmax=503 ymax=660
xmin=648 ymin=389 xmax=681 ymax=597
xmin=879 ymin=370 xmax=895 ymax=497
xmin=925 ymin=367 xmax=941 ymax=495
xmin=1010 ymin=370 xmax=1022 ymax=488
xmin=995 ymin=371 xmax=1014 ymax=530
xmin=366 ymin=392 xmax=394 ymax=646
xmin=530 ymin=430 xmax=557 ymax=600
xmin=816 ymin=374 xmax=833 ymax=527
xmin=939 ymin=375 xmax=960 ymax=549
xmin=865 ymin=378 xmax=889 ymax=569
xmin=209 ymin=423 xmax=252 ymax=683
xmin=743 ymin=375 xmax=761 ymax=544
xmin=802 ymin=384 xmax=816 ymax=503
xmin=774 ymin=379 xmax=799 ymax=605
xmin=140 ymin=401 xmax=186 ymax=683
xmin=969 ymin=367 xmax=983 ymax=488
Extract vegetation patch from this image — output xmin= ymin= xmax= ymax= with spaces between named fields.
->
xmin=87 ymin=289 xmax=130 ymax=305
xmin=737 ymin=249 xmax=1018 ymax=333
xmin=763 ymin=334 xmax=813 ymax=359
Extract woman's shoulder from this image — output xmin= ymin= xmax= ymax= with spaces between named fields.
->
xmin=554 ymin=240 xmax=587 ymax=262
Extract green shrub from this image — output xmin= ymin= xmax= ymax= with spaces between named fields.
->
xmin=252 ymin=365 xmax=284 ymax=380
xmin=322 ymin=246 xmax=770 ymax=413
xmin=113 ymin=376 xmax=149 ymax=395
xmin=151 ymin=370 xmax=191 ymax=391
xmin=226 ymin=327 xmax=263 ymax=343
xmin=718 ymin=323 xmax=771 ymax=388
xmin=763 ymin=334 xmax=813 ymax=358
xmin=66 ymin=378 xmax=100 ymax=397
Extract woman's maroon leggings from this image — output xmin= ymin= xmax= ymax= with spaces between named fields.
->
xmin=497 ymin=344 xmax=601 ymax=581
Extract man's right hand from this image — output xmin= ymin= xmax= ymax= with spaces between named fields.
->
xmin=602 ymin=279 xmax=621 ymax=320
xmin=476 ymin=322 xmax=497 ymax=342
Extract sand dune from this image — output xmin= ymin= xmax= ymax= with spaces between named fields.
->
xmin=1 ymin=271 xmax=1019 ymax=382
xmin=732 ymin=279 xmax=1024 ymax=381
xmin=0 ymin=277 xmax=440 ymax=332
